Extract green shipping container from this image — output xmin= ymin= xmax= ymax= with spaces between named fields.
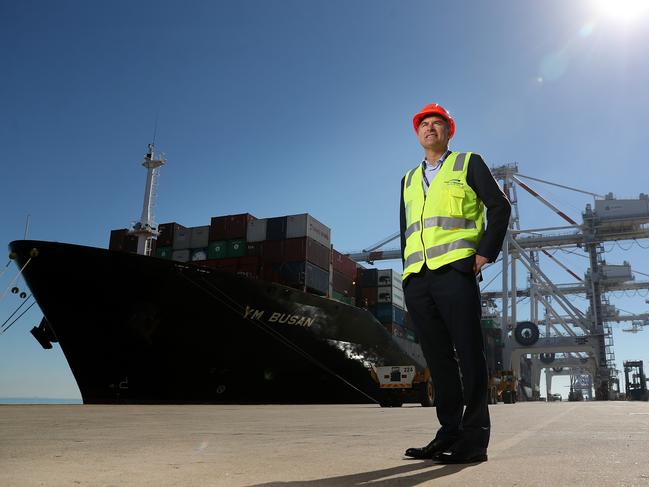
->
xmin=227 ymin=239 xmax=247 ymax=258
xmin=208 ymin=241 xmax=228 ymax=259
xmin=155 ymin=246 xmax=173 ymax=259
xmin=332 ymin=291 xmax=353 ymax=305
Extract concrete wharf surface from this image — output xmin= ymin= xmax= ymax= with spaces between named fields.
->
xmin=2 ymin=402 xmax=649 ymax=486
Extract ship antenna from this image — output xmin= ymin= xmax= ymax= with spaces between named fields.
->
xmin=129 ymin=140 xmax=166 ymax=256
xmin=23 ymin=214 xmax=31 ymax=240
xmin=152 ymin=109 xmax=159 ymax=146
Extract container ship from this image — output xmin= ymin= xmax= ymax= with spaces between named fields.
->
xmin=9 ymin=145 xmax=504 ymax=405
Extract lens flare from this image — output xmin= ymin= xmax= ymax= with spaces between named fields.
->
xmin=592 ymin=0 xmax=649 ymax=23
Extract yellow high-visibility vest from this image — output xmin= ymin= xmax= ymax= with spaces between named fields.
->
xmin=402 ymin=152 xmax=484 ymax=280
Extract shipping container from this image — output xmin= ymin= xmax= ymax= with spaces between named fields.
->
xmin=172 ymin=226 xmax=191 ymax=250
xmin=124 ymin=234 xmax=139 ymax=253
xmin=285 ymin=213 xmax=331 ymax=248
xmin=376 ymin=285 xmax=406 ymax=309
xmin=202 ymin=257 xmax=239 ymax=273
xmin=157 ymin=222 xmax=186 ymax=248
xmin=245 ymin=242 xmax=263 ymax=257
xmin=189 ymin=226 xmax=210 ymax=249
xmin=209 ymin=216 xmax=228 ymax=241
xmin=274 ymin=261 xmax=329 ymax=296
xmin=361 ymin=268 xmax=403 ymax=288
xmin=266 ymin=216 xmax=287 ymax=241
xmin=237 ymin=256 xmax=261 ymax=279
xmin=331 ymin=249 xmax=357 ymax=280
xmin=109 ymin=229 xmax=128 ymax=251
xmin=227 ymin=239 xmax=247 ymax=258
xmin=261 ymin=240 xmax=284 ymax=263
xmin=359 ymin=268 xmax=378 ymax=287
xmin=108 ymin=229 xmax=138 ymax=253
xmin=155 ymin=246 xmax=173 ymax=259
xmin=332 ymin=270 xmax=355 ymax=297
xmin=224 ymin=213 xmax=256 ymax=240
xmin=283 ymin=237 xmax=331 ymax=271
xmin=331 ymin=290 xmax=354 ymax=306
xmin=208 ymin=240 xmax=228 ymax=259
xmin=371 ymin=303 xmax=406 ymax=326
xmin=238 ymin=255 xmax=260 ymax=267
xmin=171 ymin=249 xmax=191 ymax=263
xmin=246 ymin=218 xmax=267 ymax=243
xmin=191 ymin=248 xmax=208 ymax=261
xmin=209 ymin=213 xmax=257 ymax=241
xmin=378 ymin=269 xmax=403 ymax=289
xmin=361 ymin=287 xmax=378 ymax=307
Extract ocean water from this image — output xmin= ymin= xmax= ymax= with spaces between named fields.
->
xmin=0 ymin=397 xmax=83 ymax=404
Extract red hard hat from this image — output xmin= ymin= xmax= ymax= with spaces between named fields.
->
xmin=412 ymin=103 xmax=455 ymax=138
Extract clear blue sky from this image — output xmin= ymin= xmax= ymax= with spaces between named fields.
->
xmin=1 ymin=0 xmax=648 ymax=400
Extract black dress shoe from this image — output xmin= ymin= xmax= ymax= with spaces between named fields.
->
xmin=404 ymin=437 xmax=458 ymax=459
xmin=434 ymin=448 xmax=488 ymax=464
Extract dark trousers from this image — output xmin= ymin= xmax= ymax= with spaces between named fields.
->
xmin=404 ymin=265 xmax=490 ymax=449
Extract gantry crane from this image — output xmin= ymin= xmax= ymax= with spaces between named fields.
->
xmin=348 ymin=163 xmax=649 ymax=401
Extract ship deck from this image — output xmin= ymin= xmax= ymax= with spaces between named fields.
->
xmin=2 ymin=401 xmax=648 ymax=486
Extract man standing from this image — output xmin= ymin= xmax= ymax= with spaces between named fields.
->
xmin=401 ymin=103 xmax=510 ymax=464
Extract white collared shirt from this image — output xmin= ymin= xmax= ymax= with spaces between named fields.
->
xmin=421 ymin=150 xmax=451 ymax=194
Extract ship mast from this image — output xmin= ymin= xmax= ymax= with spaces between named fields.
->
xmin=130 ymin=143 xmax=165 ymax=255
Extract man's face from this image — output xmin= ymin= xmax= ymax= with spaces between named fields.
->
xmin=417 ymin=115 xmax=450 ymax=150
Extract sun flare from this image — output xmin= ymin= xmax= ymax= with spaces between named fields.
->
xmin=592 ymin=0 xmax=649 ymax=23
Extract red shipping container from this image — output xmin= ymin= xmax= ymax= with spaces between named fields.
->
xmin=331 ymin=249 xmax=357 ymax=279
xmin=211 ymin=213 xmax=258 ymax=241
xmin=238 ymin=255 xmax=260 ymax=269
xmin=109 ymin=229 xmax=129 ymax=251
xmin=122 ymin=234 xmax=138 ymax=253
xmin=157 ymin=222 xmax=185 ymax=248
xmin=261 ymin=240 xmax=284 ymax=263
xmin=284 ymin=237 xmax=330 ymax=271
xmin=332 ymin=270 xmax=355 ymax=297
xmin=237 ymin=255 xmax=261 ymax=279
xmin=246 ymin=242 xmax=263 ymax=257
xmin=260 ymin=264 xmax=279 ymax=283
xmin=224 ymin=213 xmax=256 ymax=240
xmin=361 ymin=287 xmax=378 ymax=307
xmin=202 ymin=257 xmax=239 ymax=272
xmin=209 ymin=216 xmax=228 ymax=242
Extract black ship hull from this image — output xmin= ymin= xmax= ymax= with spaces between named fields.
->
xmin=10 ymin=240 xmax=425 ymax=404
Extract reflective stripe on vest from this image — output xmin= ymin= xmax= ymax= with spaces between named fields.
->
xmin=404 ymin=250 xmax=424 ymax=267
xmin=404 ymin=221 xmax=421 ymax=239
xmin=401 ymin=151 xmax=485 ymax=280
xmin=425 ymin=239 xmax=477 ymax=259
xmin=423 ymin=216 xmax=476 ymax=230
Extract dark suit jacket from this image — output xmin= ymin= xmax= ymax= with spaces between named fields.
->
xmin=400 ymin=153 xmax=511 ymax=277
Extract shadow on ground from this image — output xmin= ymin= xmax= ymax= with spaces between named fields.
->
xmin=247 ymin=460 xmax=476 ymax=486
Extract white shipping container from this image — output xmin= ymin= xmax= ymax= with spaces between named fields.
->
xmin=189 ymin=226 xmax=210 ymax=249
xmin=377 ymin=269 xmax=403 ymax=290
xmin=172 ymin=249 xmax=191 ymax=262
xmin=172 ymin=228 xmax=191 ymax=250
xmin=377 ymin=285 xmax=405 ymax=309
xmin=286 ymin=213 xmax=331 ymax=248
xmin=247 ymin=218 xmax=268 ymax=243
